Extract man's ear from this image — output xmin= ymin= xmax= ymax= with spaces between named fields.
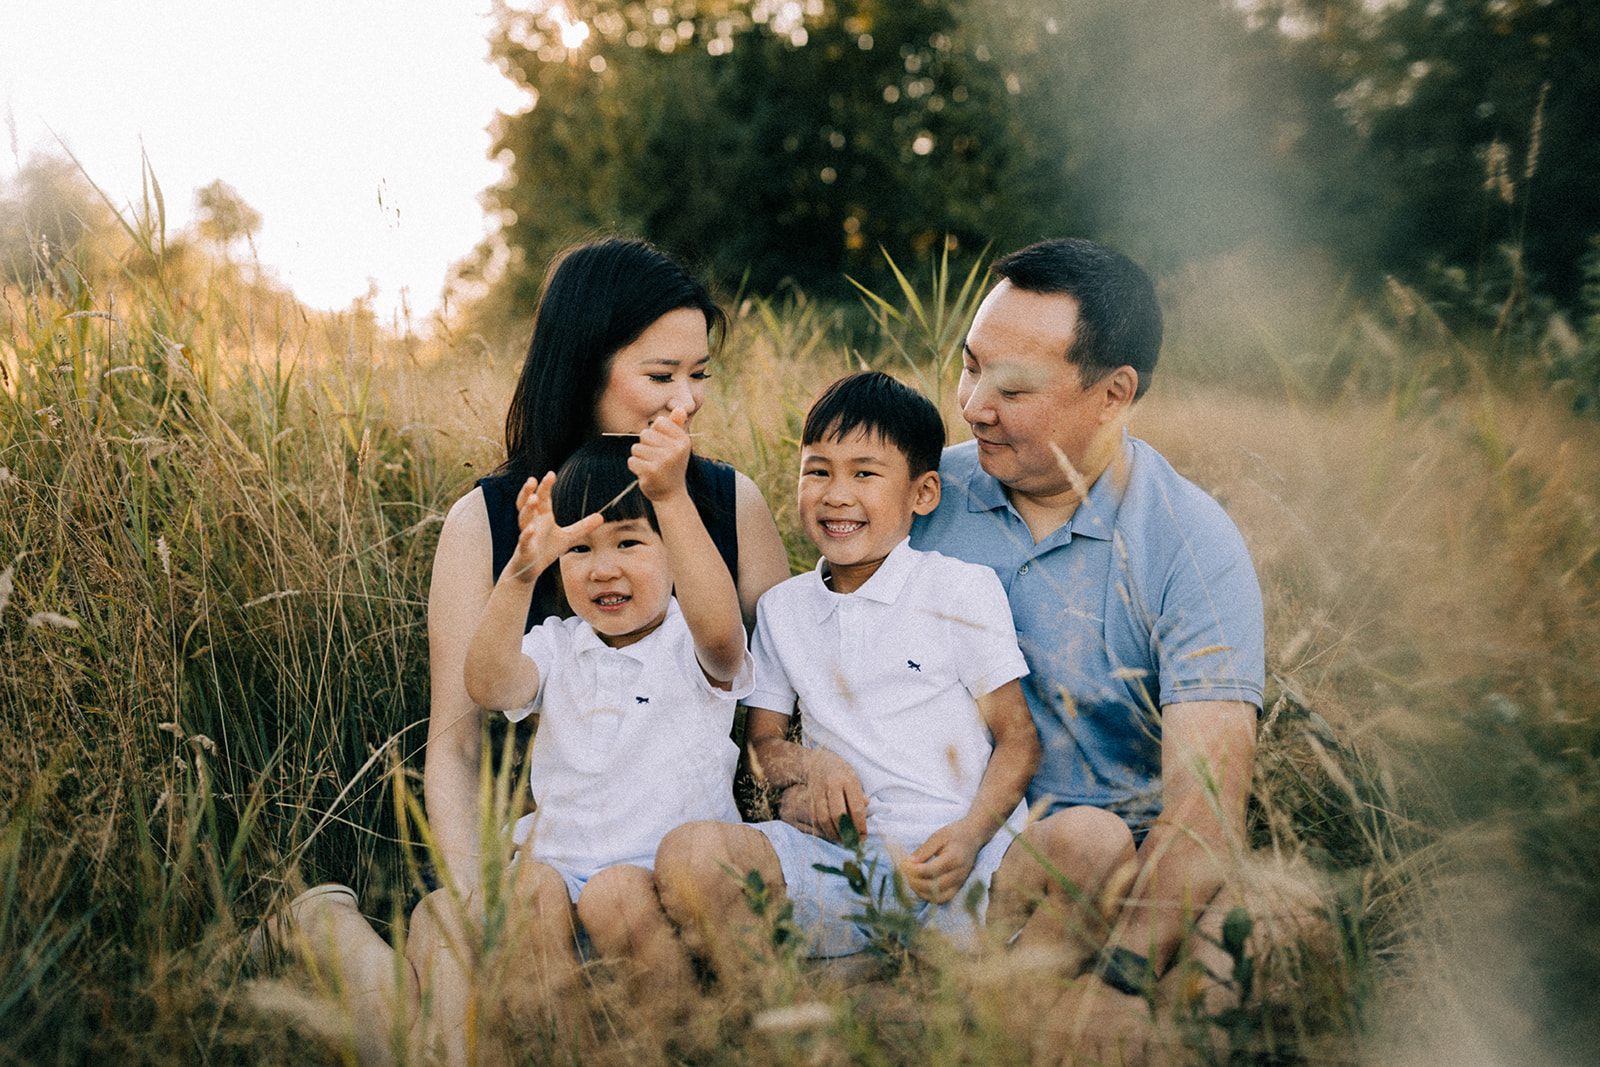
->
xmin=1101 ymin=365 xmax=1138 ymax=414
xmin=912 ymin=470 xmax=941 ymax=515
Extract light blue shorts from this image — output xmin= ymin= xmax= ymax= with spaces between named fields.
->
xmin=751 ymin=821 xmax=1015 ymax=957
xmin=511 ymin=851 xmax=597 ymax=904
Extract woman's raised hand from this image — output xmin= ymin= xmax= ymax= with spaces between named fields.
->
xmin=505 ymin=472 xmax=603 ymax=584
xmin=629 ymin=406 xmax=693 ymax=503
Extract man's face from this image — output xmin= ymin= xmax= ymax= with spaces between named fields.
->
xmin=957 ymin=280 xmax=1113 ymax=503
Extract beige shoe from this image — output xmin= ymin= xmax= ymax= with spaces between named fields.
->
xmin=248 ymin=883 xmax=361 ymax=964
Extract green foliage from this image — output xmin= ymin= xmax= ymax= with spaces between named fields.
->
xmin=810 ymin=814 xmax=927 ymax=970
xmin=1253 ymin=0 xmax=1600 ymax=305
xmin=848 ymin=241 xmax=988 ymax=410
xmin=481 ymin=0 xmax=1043 ymax=304
xmin=466 ymin=0 xmax=1600 ymax=399
xmin=0 ymin=185 xmax=451 ymax=1059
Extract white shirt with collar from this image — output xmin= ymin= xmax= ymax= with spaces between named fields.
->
xmin=748 ymin=539 xmax=1030 ymax=854
xmin=508 ymin=599 xmax=753 ymax=876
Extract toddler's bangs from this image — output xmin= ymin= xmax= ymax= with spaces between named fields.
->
xmin=552 ymin=437 xmax=658 ymax=531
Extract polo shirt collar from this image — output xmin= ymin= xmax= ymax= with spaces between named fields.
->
xmin=960 ymin=432 xmax=1131 ymax=546
xmin=810 ymin=537 xmax=917 ymax=620
xmin=573 ymin=598 xmax=681 ymax=660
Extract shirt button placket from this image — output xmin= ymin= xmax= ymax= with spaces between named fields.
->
xmin=838 ymin=601 xmax=856 ymax=684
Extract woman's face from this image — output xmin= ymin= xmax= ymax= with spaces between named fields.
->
xmin=593 ymin=307 xmax=712 ymax=435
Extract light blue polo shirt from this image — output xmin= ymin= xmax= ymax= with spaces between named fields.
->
xmin=910 ymin=435 xmax=1264 ymax=831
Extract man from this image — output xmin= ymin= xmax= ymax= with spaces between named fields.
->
xmin=904 ymin=238 xmax=1264 ymax=1050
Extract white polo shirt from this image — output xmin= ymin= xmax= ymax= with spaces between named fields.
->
xmin=508 ymin=599 xmax=753 ymax=876
xmin=748 ymin=540 xmax=1030 ymax=854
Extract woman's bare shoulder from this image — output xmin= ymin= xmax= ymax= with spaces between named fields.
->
xmin=443 ymin=485 xmax=491 ymax=530
xmin=431 ymin=487 xmax=494 ymax=600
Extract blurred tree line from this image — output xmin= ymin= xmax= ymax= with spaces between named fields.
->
xmin=454 ymin=0 xmax=1598 ymax=354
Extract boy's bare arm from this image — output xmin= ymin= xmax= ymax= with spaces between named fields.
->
xmin=631 ymin=409 xmax=745 ymax=684
xmin=748 ymin=708 xmax=869 ymax=843
xmin=902 ymin=678 xmax=1040 ymax=903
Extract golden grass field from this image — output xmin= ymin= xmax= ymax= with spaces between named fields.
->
xmin=2 ymin=233 xmax=1598 ymax=1064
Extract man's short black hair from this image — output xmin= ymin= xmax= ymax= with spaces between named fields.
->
xmin=551 ymin=437 xmax=659 ymax=533
xmin=990 ymin=238 xmax=1163 ymax=401
xmin=802 ymin=371 xmax=945 ymax=477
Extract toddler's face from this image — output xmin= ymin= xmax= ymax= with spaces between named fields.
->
xmin=797 ymin=427 xmax=939 ymax=592
xmin=559 ymin=517 xmax=673 ymax=648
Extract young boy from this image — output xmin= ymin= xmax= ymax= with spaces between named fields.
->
xmin=463 ymin=413 xmax=752 ymax=995
xmin=655 ymin=372 xmax=1040 ymax=961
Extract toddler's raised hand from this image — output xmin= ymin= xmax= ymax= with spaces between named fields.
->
xmin=505 ymin=472 xmax=603 ymax=584
xmin=629 ymin=406 xmax=692 ymax=503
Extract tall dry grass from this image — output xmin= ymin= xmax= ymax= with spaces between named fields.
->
xmin=3 ymin=201 xmax=1599 ymax=1063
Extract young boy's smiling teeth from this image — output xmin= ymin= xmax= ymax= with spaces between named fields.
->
xmin=820 ymin=518 xmax=864 ymax=536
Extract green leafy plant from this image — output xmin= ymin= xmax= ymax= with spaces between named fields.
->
xmin=810 ymin=814 xmax=926 ymax=971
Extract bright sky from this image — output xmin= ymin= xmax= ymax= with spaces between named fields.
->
xmin=2 ymin=1 xmax=527 ymax=326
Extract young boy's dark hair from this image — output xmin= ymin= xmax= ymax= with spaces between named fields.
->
xmin=802 ymin=371 xmax=945 ymax=477
xmin=552 ymin=437 xmax=660 ymax=532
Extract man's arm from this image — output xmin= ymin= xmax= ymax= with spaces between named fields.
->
xmin=1104 ymin=699 xmax=1256 ymax=975
xmin=902 ymin=678 xmax=1039 ymax=903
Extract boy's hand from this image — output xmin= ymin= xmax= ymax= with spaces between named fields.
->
xmin=781 ymin=749 xmax=869 ymax=844
xmin=506 ymin=472 xmax=603 ymax=584
xmin=629 ymin=407 xmax=692 ymax=503
xmin=900 ymin=820 xmax=986 ymax=904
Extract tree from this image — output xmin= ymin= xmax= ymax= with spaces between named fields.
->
xmin=1251 ymin=0 xmax=1600 ymax=305
xmin=468 ymin=0 xmax=1330 ymax=318
xmin=0 ymin=153 xmax=116 ymax=289
xmin=193 ymin=179 xmax=262 ymax=256
xmin=476 ymin=0 xmax=1077 ymax=308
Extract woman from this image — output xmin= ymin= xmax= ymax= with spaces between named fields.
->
xmin=265 ymin=238 xmax=789 ymax=1064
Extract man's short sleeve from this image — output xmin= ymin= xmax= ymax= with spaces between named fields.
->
xmin=1116 ymin=466 xmax=1265 ymax=712
xmin=1148 ymin=512 xmax=1264 ymax=710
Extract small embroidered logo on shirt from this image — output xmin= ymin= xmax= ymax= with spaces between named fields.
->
xmin=907 ymin=660 xmax=921 ymax=672
xmin=635 ymin=696 xmax=650 ymax=704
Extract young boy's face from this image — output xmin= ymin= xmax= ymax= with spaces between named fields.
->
xmin=798 ymin=426 xmax=940 ymax=593
xmin=559 ymin=517 xmax=673 ymax=648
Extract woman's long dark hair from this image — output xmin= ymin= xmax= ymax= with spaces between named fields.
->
xmin=498 ymin=237 xmax=726 ymax=482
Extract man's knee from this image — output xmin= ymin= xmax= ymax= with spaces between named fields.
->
xmin=1013 ymin=807 xmax=1136 ymax=879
